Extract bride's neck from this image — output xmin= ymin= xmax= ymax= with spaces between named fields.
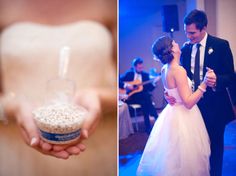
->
xmin=168 ymin=57 xmax=179 ymax=68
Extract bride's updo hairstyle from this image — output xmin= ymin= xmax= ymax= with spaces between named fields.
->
xmin=152 ymin=36 xmax=174 ymax=64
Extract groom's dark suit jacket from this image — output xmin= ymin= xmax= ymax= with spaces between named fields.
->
xmin=181 ymin=34 xmax=235 ymax=127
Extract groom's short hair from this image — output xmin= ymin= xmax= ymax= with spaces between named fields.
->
xmin=184 ymin=9 xmax=208 ymax=30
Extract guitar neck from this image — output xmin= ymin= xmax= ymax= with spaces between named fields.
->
xmin=135 ymin=79 xmax=154 ymax=86
xmin=136 ymin=75 xmax=161 ymax=86
xmin=142 ymin=79 xmax=154 ymax=85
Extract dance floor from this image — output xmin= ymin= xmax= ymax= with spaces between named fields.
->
xmin=119 ymin=120 xmax=236 ymax=176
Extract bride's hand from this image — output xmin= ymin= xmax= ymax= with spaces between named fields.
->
xmin=14 ymin=98 xmax=85 ymax=159
xmin=204 ymin=67 xmax=216 ymax=87
xmin=51 ymin=89 xmax=102 ymax=154
xmin=6 ymin=89 xmax=101 ymax=159
xmin=74 ymin=89 xmax=102 ymax=137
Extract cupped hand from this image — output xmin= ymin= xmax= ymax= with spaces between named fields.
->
xmin=51 ymin=89 xmax=102 ymax=154
xmin=74 ymin=89 xmax=102 ymax=137
xmin=15 ymin=98 xmax=86 ymax=159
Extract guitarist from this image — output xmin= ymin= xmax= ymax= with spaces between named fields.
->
xmin=119 ymin=57 xmax=159 ymax=134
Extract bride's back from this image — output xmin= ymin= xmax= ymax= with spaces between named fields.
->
xmin=161 ymin=65 xmax=180 ymax=90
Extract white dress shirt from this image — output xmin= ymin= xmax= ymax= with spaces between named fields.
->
xmin=134 ymin=72 xmax=142 ymax=82
xmin=191 ymin=33 xmax=208 ymax=81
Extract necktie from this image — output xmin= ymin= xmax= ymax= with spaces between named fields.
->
xmin=193 ymin=43 xmax=201 ymax=90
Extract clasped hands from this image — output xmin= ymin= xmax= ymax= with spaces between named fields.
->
xmin=15 ymin=89 xmax=101 ymax=159
xmin=204 ymin=67 xmax=217 ymax=88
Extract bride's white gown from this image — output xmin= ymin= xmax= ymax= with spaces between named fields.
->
xmin=0 ymin=21 xmax=116 ymax=176
xmin=137 ymin=79 xmax=210 ymax=176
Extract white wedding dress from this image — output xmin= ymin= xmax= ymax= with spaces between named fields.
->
xmin=137 ymin=79 xmax=210 ymax=176
xmin=0 ymin=21 xmax=116 ymax=176
xmin=0 ymin=21 xmax=115 ymax=102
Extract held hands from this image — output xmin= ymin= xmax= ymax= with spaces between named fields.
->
xmin=164 ymin=67 xmax=216 ymax=106
xmin=198 ymin=67 xmax=217 ymax=93
xmin=204 ymin=67 xmax=217 ymax=87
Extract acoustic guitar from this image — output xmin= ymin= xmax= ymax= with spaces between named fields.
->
xmin=119 ymin=75 xmax=161 ymax=98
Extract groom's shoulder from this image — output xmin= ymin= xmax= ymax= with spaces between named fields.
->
xmin=181 ymin=41 xmax=192 ymax=49
xmin=208 ymin=34 xmax=229 ymax=45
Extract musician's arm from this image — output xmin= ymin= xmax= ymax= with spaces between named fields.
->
xmin=119 ymin=71 xmax=133 ymax=89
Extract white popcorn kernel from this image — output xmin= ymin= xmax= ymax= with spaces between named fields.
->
xmin=33 ymin=102 xmax=87 ymax=144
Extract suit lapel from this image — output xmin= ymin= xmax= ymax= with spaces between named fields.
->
xmin=203 ymin=35 xmax=213 ymax=76
xmin=184 ymin=44 xmax=193 ymax=79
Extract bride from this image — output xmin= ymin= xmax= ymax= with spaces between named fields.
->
xmin=137 ymin=36 xmax=211 ymax=176
xmin=0 ymin=0 xmax=117 ymax=176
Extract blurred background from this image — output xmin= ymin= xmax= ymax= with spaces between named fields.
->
xmin=119 ymin=0 xmax=236 ymax=109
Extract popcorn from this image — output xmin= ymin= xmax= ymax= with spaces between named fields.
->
xmin=33 ymin=102 xmax=87 ymax=144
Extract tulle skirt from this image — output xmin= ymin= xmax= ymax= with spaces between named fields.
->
xmin=137 ymin=104 xmax=210 ymax=176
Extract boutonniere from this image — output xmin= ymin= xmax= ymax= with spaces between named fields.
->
xmin=208 ymin=47 xmax=214 ymax=55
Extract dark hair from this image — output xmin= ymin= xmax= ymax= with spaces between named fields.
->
xmin=152 ymin=36 xmax=173 ymax=64
xmin=132 ymin=57 xmax=143 ymax=67
xmin=184 ymin=9 xmax=208 ymax=30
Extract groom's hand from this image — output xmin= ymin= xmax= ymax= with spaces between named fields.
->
xmin=164 ymin=91 xmax=176 ymax=106
xmin=205 ymin=67 xmax=217 ymax=87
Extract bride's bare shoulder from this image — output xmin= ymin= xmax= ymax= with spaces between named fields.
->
xmin=171 ymin=65 xmax=187 ymax=77
xmin=170 ymin=65 xmax=185 ymax=72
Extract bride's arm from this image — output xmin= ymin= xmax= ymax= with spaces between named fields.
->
xmin=174 ymin=66 xmax=207 ymax=109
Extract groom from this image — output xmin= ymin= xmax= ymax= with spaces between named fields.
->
xmin=167 ymin=9 xmax=235 ymax=176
